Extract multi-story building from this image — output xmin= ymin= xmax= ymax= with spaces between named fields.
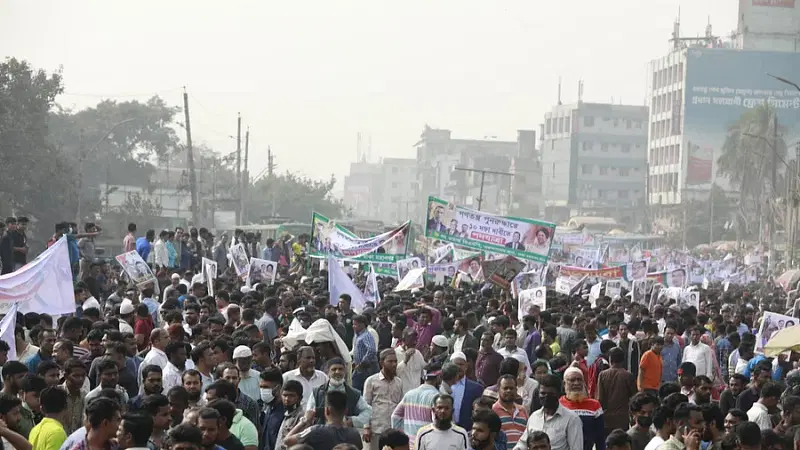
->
xmin=343 ymin=162 xmax=383 ymax=219
xmin=540 ymin=102 xmax=649 ymax=226
xmin=379 ymin=157 xmax=418 ymax=224
xmin=647 ymin=6 xmax=800 ymax=233
xmin=414 ymin=126 xmax=538 ymax=217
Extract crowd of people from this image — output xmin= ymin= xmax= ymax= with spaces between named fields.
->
xmin=0 ymin=219 xmax=798 ymax=450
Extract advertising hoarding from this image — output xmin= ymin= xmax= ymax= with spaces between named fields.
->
xmin=683 ymin=48 xmax=800 ymax=185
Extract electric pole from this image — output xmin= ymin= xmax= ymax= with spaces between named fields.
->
xmin=768 ymin=114 xmax=778 ymax=271
xmin=453 ymin=167 xmax=515 ymax=211
xmin=268 ymin=147 xmax=276 ymax=217
xmin=241 ymin=126 xmax=249 ymax=223
xmin=236 ymin=113 xmax=242 ymax=225
xmin=183 ymin=89 xmax=199 ymax=226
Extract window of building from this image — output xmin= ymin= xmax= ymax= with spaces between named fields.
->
xmin=613 ymin=118 xmax=619 ymax=127
xmin=582 ymin=141 xmax=592 ymax=151
xmin=581 ymin=164 xmax=592 ymax=174
xmin=599 ymin=167 xmax=608 ymax=175
xmin=601 ymin=143 xmax=608 ymax=152
xmin=546 ymin=118 xmax=552 ymax=134
xmin=584 ymin=116 xmax=595 ymax=127
xmin=626 ymin=119 xmax=631 ymax=129
xmin=619 ymin=190 xmax=629 ymax=199
xmin=565 ymin=117 xmax=571 ymax=132
xmin=597 ymin=189 xmax=606 ymax=199
xmin=622 ymin=144 xmax=631 ymax=153
xmin=391 ymin=167 xmax=398 ymax=174
xmin=619 ymin=168 xmax=630 ymax=176
xmin=636 ymin=121 xmax=642 ymax=129
xmin=392 ymin=182 xmax=399 ymax=188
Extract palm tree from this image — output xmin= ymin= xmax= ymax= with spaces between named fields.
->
xmin=716 ymin=104 xmax=787 ymax=247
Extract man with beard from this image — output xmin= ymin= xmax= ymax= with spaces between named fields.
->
xmin=391 ymin=364 xmax=442 ymax=449
xmin=515 ymin=374 xmax=582 ymax=450
xmin=427 ymin=335 xmax=450 ymax=369
xmin=183 ymin=370 xmax=204 ymax=407
xmin=492 ymin=375 xmax=528 ymax=449
xmin=364 ymin=349 xmax=403 ymax=450
xmin=282 ymin=346 xmax=328 ymax=408
xmin=719 ymin=374 xmax=746 ymax=417
xmin=470 ymin=409 xmax=502 ymax=450
xmin=560 ymin=367 xmax=605 ymax=450
xmin=690 ymin=376 xmax=714 ymax=406
xmin=476 ymin=332 xmax=504 ymax=387
xmin=162 ymin=342 xmax=188 ymax=397
xmin=415 ymin=394 xmax=470 ymax=450
xmin=657 ymin=403 xmax=705 ymax=450
xmin=285 ymin=390 xmax=364 ymax=450
xmin=304 ymin=358 xmax=372 ymax=428
xmin=129 ymin=365 xmax=163 ymax=409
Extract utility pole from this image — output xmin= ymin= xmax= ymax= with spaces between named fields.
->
xmin=235 ymin=113 xmax=242 ymax=225
xmin=241 ymin=127 xmax=249 ymax=223
xmin=268 ymin=147 xmax=276 ymax=217
xmin=453 ymin=167 xmax=515 ymax=211
xmin=768 ymin=114 xmax=778 ymax=272
xmin=709 ymin=188 xmax=714 ymax=246
xmin=183 ymin=88 xmax=199 ymax=225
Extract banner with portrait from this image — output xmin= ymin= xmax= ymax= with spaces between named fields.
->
xmin=230 ymin=243 xmax=250 ymax=278
xmin=115 ymin=250 xmax=157 ymax=287
xmin=246 ymin=258 xmax=277 ymax=287
xmin=310 ymin=212 xmax=410 ymax=271
xmin=518 ymin=286 xmax=547 ymax=320
xmin=424 ymin=196 xmax=556 ymax=263
xmin=757 ymin=311 xmax=797 ymax=351
xmin=482 ymin=255 xmax=526 ymax=290
xmin=396 ymin=257 xmax=423 ymax=280
xmin=201 ymin=257 xmax=217 ymax=297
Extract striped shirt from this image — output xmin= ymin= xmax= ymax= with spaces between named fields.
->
xmin=391 ymin=384 xmax=439 ymax=450
xmin=72 ymin=345 xmax=91 ymax=363
xmin=493 ymin=401 xmax=528 ymax=449
xmin=353 ymin=328 xmax=377 ymax=366
xmin=415 ymin=423 xmax=470 ymax=450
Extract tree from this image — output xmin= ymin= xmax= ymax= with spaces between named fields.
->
xmin=0 ymin=58 xmax=79 ymax=230
xmin=717 ymin=104 xmax=787 ymax=245
xmin=244 ymin=171 xmax=348 ymax=223
xmin=117 ymin=191 xmax=163 ymax=217
xmin=48 ymin=95 xmax=183 ymax=222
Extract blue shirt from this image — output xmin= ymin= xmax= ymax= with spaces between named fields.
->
xmin=661 ymin=340 xmax=682 ymax=382
xmin=66 ymin=234 xmax=80 ymax=265
xmin=166 ymin=241 xmax=177 ymax=267
xmin=451 ymin=377 xmax=466 ymax=423
xmin=26 ymin=351 xmax=53 ymax=374
xmin=586 ymin=337 xmax=602 ymax=365
xmin=136 ymin=237 xmax=151 ymax=261
xmin=353 ymin=329 xmax=377 ymax=366
xmin=142 ymin=297 xmax=160 ymax=326
xmin=262 ymin=247 xmax=274 ymax=261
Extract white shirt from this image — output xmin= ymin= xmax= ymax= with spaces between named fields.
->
xmin=153 ymin=239 xmax=168 ymax=268
xmin=515 ymin=403 xmax=584 ymax=450
xmin=682 ymin=342 xmax=715 ymax=380
xmin=239 ymin=368 xmax=261 ymax=401
xmin=644 ymin=435 xmax=665 ymax=450
xmin=282 ymin=368 xmax=329 ymax=407
xmin=140 ymin=347 xmax=169 ymax=380
xmin=395 ymin=346 xmax=426 ymax=395
xmin=453 ymin=335 xmax=466 ymax=354
xmin=414 ymin=423 xmax=470 ymax=450
xmin=119 ymin=321 xmax=134 ymax=334
xmin=162 ymin=362 xmax=183 ymax=394
xmin=498 ymin=346 xmax=532 ymax=376
xmin=746 ymin=402 xmax=773 ymax=430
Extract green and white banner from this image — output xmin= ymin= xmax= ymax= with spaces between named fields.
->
xmin=424 ymin=196 xmax=556 ymax=263
xmin=310 ymin=212 xmax=410 ymax=275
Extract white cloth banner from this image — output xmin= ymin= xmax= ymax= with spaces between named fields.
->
xmin=0 ymin=237 xmax=75 ymax=315
xmin=0 ymin=303 xmax=17 ymax=361
xmin=394 ymin=267 xmax=426 ymax=292
xmin=327 ymin=256 xmax=367 ymax=313
xmin=363 ymin=265 xmax=380 ymax=304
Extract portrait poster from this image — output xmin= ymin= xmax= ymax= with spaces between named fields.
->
xmin=115 ymin=251 xmax=156 ymax=287
xmin=229 ymin=243 xmax=250 ymax=278
xmin=757 ymin=311 xmax=797 ymax=351
xmin=201 ymin=257 xmax=217 ymax=297
xmin=246 ymin=257 xmax=277 ymax=287
xmin=396 ymin=257 xmax=423 ymax=280
xmin=518 ymin=286 xmax=547 ymax=320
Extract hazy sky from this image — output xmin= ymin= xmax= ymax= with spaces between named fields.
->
xmin=2 ymin=1 xmax=736 ymax=187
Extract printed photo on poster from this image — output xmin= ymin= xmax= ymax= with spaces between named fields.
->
xmin=115 ymin=251 xmax=156 ymax=287
xmin=246 ymin=258 xmax=277 ymax=287
xmin=396 ymin=257 xmax=423 ymax=280
xmin=202 ymin=258 xmax=217 ymax=297
xmin=518 ymin=286 xmax=547 ymax=321
xmin=757 ymin=311 xmax=798 ymax=351
xmin=310 ymin=212 xmax=410 ymax=264
xmin=678 ymin=289 xmax=700 ymax=310
xmin=230 ymin=243 xmax=250 ymax=277
xmin=632 ymin=280 xmax=648 ymax=305
xmin=628 ymin=259 xmax=649 ymax=281
xmin=667 ymin=267 xmax=687 ymax=288
xmin=605 ymin=279 xmax=622 ymax=298
xmin=425 ymin=196 xmax=556 ymax=263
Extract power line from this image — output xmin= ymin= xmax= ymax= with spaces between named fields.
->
xmin=59 ymin=86 xmax=184 ymax=98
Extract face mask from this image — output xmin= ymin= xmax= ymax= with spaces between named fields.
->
xmin=637 ymin=416 xmax=653 ymax=428
xmin=260 ymin=388 xmax=274 ymax=404
xmin=329 ymin=377 xmax=344 ymax=387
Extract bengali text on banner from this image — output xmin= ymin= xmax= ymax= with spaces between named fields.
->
xmin=424 ymin=196 xmax=556 ymax=263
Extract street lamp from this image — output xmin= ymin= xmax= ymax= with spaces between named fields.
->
xmin=75 ymin=118 xmax=138 ymax=225
xmin=767 ymin=73 xmax=800 ymax=92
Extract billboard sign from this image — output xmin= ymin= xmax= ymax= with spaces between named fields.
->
xmin=683 ymin=48 xmax=800 ymax=186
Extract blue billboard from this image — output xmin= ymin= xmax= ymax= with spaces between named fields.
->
xmin=683 ymin=48 xmax=800 ymax=185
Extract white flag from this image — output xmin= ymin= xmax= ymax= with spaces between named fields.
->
xmin=363 ymin=265 xmax=380 ymax=304
xmin=328 ymin=255 xmax=366 ymax=313
xmin=0 ymin=303 xmax=17 ymax=362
